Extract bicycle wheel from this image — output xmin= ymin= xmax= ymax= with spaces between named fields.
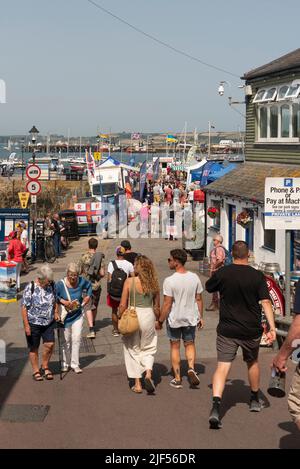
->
xmin=44 ymin=238 xmax=57 ymax=263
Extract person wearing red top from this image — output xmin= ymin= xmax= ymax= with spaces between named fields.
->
xmin=8 ymin=231 xmax=26 ymax=291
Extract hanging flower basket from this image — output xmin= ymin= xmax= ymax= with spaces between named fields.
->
xmin=207 ymin=207 xmax=219 ymax=219
xmin=237 ymin=210 xmax=253 ymax=227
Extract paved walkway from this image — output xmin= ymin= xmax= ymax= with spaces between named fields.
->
xmin=0 ymin=234 xmax=299 ymax=448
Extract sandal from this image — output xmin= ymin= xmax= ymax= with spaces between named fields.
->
xmin=40 ymin=367 xmax=54 ymax=380
xmin=131 ymin=386 xmax=143 ymax=394
xmin=32 ymin=371 xmax=43 ymax=382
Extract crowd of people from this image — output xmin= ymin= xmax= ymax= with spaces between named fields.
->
xmin=44 ymin=211 xmax=69 ymax=258
xmin=20 ymin=235 xmax=300 ymax=431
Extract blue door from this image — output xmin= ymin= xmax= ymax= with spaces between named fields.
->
xmin=228 ymin=205 xmax=236 ymax=250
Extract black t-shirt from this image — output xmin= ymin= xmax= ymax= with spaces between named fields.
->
xmin=206 ymin=264 xmax=270 ymax=340
xmin=293 ymin=281 xmax=300 ymax=314
xmin=123 ymin=252 xmax=138 ymax=266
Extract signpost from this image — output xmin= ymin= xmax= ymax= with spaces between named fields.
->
xmin=265 ymin=177 xmax=300 ymax=317
xmin=26 ymin=163 xmax=41 ymax=261
xmin=18 ymin=192 xmax=30 ymax=209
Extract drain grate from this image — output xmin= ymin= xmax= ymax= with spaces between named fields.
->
xmin=54 ymin=337 xmax=96 ymax=355
xmin=0 ymin=405 xmax=50 ymax=423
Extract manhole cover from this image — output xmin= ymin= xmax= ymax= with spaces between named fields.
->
xmin=0 ymin=405 xmax=50 ymax=423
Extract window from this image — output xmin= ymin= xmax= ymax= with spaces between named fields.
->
xmin=253 ymin=89 xmax=266 ymax=103
xmin=270 ymin=106 xmax=278 ymax=138
xmin=259 ymin=107 xmax=268 ymax=138
xmin=292 ymin=103 xmax=300 ymax=138
xmin=281 ymin=104 xmax=290 ymax=138
xmin=263 ymin=215 xmax=275 ymax=252
xmin=278 ymin=85 xmax=289 ymax=101
xmin=286 ymin=83 xmax=300 ymax=99
xmin=256 ymin=103 xmax=300 ymax=142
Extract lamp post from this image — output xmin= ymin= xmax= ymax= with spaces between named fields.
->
xmin=28 ymin=125 xmax=39 ymax=262
xmin=21 ymin=138 xmax=25 ymax=180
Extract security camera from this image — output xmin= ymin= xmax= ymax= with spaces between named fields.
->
xmin=218 ymin=84 xmax=225 ymax=96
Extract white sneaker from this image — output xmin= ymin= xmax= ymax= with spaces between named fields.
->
xmin=86 ymin=331 xmax=96 ymax=339
xmin=72 ymin=367 xmax=83 ymax=374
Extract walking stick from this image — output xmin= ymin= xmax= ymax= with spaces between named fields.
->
xmin=56 ymin=322 xmax=63 ymax=381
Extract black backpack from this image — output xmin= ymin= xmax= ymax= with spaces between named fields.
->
xmin=108 ymin=261 xmax=127 ymax=300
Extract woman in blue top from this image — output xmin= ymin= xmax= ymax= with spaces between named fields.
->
xmin=56 ymin=262 xmax=92 ymax=374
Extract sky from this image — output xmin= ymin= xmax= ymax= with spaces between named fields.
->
xmin=0 ymin=0 xmax=299 ymax=136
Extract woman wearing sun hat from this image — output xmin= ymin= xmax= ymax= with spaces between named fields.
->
xmin=107 ymin=246 xmax=134 ymax=337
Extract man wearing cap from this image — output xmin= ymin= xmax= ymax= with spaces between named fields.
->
xmin=206 ymin=234 xmax=225 ymax=311
xmin=107 ymin=246 xmax=134 ymax=336
xmin=121 ymin=240 xmax=139 ymax=266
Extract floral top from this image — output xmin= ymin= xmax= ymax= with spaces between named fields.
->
xmin=22 ymin=282 xmax=56 ymax=326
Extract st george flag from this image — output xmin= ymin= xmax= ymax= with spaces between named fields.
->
xmin=139 ymin=160 xmax=147 ymax=201
xmin=131 ymin=133 xmax=141 ymax=140
xmin=85 ymin=148 xmax=95 ymax=179
xmin=153 ymin=157 xmax=160 ymax=181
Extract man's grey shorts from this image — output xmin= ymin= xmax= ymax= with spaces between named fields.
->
xmin=217 ymin=334 xmax=261 ymax=363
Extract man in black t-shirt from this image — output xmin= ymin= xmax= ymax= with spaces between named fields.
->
xmin=121 ymin=240 xmax=138 ymax=266
xmin=206 ymin=240 xmax=276 ymax=429
xmin=273 ymin=281 xmax=300 ymax=430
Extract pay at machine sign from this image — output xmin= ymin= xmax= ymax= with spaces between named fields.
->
xmin=265 ymin=177 xmax=300 ymax=230
xmin=26 ymin=180 xmax=41 ymax=195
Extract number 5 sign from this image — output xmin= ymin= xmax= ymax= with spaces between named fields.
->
xmin=26 ymin=180 xmax=41 ymax=195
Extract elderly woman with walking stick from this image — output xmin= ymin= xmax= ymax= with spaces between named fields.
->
xmin=56 ymin=263 xmax=92 ymax=374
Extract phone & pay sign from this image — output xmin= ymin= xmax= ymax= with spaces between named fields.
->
xmin=265 ymin=178 xmax=300 ymax=230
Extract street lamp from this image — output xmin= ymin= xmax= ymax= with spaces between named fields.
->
xmin=29 ymin=125 xmax=39 ymax=164
xmin=21 ymin=138 xmax=25 ymax=180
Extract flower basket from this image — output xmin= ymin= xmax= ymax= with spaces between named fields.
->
xmin=207 ymin=207 xmax=219 ymax=219
xmin=237 ymin=210 xmax=253 ymax=227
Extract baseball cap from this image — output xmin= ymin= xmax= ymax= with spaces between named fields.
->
xmin=121 ymin=240 xmax=131 ymax=250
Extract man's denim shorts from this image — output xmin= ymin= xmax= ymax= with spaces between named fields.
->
xmin=166 ymin=322 xmax=196 ymax=343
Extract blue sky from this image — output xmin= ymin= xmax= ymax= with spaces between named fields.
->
xmin=0 ymin=0 xmax=299 ymax=135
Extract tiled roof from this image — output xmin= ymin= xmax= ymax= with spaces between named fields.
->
xmin=243 ymin=48 xmax=300 ymax=80
xmin=203 ymin=162 xmax=300 ymax=204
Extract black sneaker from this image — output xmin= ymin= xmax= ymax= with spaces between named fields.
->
xmin=249 ymin=399 xmax=263 ymax=412
xmin=209 ymin=407 xmax=222 ymax=429
xmin=170 ymin=378 xmax=183 ymax=389
xmin=187 ymin=368 xmax=200 ymax=387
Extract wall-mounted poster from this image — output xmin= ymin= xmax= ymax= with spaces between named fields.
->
xmin=0 ymin=261 xmax=17 ymax=303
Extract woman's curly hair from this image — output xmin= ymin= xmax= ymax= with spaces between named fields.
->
xmin=134 ymin=255 xmax=160 ymax=295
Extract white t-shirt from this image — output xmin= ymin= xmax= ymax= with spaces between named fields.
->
xmin=163 ymin=271 xmax=203 ymax=328
xmin=107 ymin=259 xmax=134 ymax=277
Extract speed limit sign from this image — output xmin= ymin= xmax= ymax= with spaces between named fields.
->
xmin=26 ymin=180 xmax=41 ymax=195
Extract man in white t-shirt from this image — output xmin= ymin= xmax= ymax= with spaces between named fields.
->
xmin=107 ymin=246 xmax=134 ymax=337
xmin=159 ymin=249 xmax=204 ymax=389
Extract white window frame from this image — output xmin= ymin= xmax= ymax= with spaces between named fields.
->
xmin=256 ymin=103 xmax=300 ymax=143
xmin=286 ymin=83 xmax=300 ymax=99
xmin=253 ymin=87 xmax=277 ymax=103
xmin=277 ymin=84 xmax=290 ymax=101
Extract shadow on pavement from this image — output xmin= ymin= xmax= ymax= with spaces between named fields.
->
xmin=278 ymin=421 xmax=300 ymax=449
xmin=95 ymin=318 xmax=111 ymax=331
xmin=210 ymin=379 xmax=271 ymax=420
xmin=50 ymin=354 xmax=106 ymax=375
xmin=0 ymin=344 xmax=28 ymax=408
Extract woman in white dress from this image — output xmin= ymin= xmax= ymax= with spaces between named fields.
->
xmin=119 ymin=255 xmax=161 ymax=394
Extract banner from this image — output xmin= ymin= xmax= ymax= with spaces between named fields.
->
xmin=153 ymin=157 xmax=160 ymax=181
xmin=200 ymin=161 xmax=215 ymax=186
xmin=139 ymin=161 xmax=147 ymax=201
xmin=85 ymin=149 xmax=95 ymax=178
